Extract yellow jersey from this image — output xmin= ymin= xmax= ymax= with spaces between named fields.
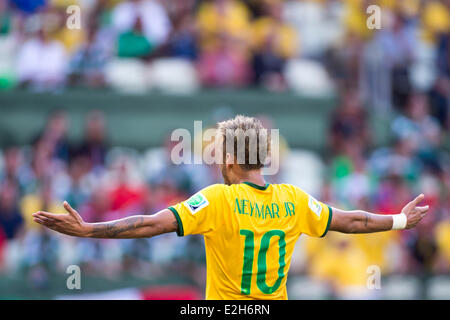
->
xmin=168 ymin=182 xmax=332 ymax=300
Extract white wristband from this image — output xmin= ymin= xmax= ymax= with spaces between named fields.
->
xmin=391 ymin=213 xmax=407 ymax=230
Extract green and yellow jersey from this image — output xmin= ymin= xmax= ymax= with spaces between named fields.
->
xmin=168 ymin=182 xmax=332 ymax=300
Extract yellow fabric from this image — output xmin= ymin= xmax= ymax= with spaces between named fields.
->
xmin=342 ymin=0 xmax=373 ymax=39
xmin=436 ymin=221 xmax=450 ymax=264
xmin=170 ymin=183 xmax=332 ymax=300
xmin=196 ymin=0 xmax=251 ymax=51
xmin=379 ymin=0 xmax=395 ymax=9
xmin=20 ymin=194 xmax=65 ymax=230
xmin=305 ymin=230 xmax=399 ymax=292
xmin=353 ymin=231 xmax=395 ymax=272
xmin=50 ymin=0 xmax=79 ymax=7
xmin=421 ymin=1 xmax=450 ymax=43
xmin=307 ymin=233 xmax=367 ymax=289
xmin=251 ymin=17 xmax=298 ymax=58
xmin=48 ymin=0 xmax=85 ymax=52
xmin=53 ymin=28 xmax=85 ymax=53
xmin=397 ymin=0 xmax=420 ymax=17
xmin=423 ymin=1 xmax=450 ymax=33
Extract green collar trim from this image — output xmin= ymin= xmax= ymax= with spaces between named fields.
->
xmin=243 ymin=181 xmax=270 ymax=191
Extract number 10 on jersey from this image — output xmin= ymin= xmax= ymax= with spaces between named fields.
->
xmin=239 ymin=229 xmax=287 ymax=295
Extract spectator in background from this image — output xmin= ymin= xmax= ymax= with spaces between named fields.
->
xmin=0 ymin=1 xmax=17 ymax=90
xmin=0 ymin=146 xmax=26 ymax=194
xmin=421 ymin=0 xmax=450 ymax=45
xmin=196 ymin=0 xmax=251 ymax=52
xmin=106 ymin=154 xmax=147 ymax=218
xmin=391 ymin=93 xmax=442 ymax=170
xmin=16 ymin=22 xmax=68 ymax=90
xmin=68 ymin=23 xmax=110 ymax=88
xmin=392 ymin=93 xmax=441 ymax=146
xmin=0 ymin=181 xmax=24 ymax=240
xmin=64 ymin=155 xmax=91 ymax=210
xmin=10 ymin=0 xmax=46 ymax=14
xmin=0 ymin=1 xmax=12 ymax=35
xmin=428 ymin=76 xmax=450 ymax=130
xmin=197 ymin=33 xmax=251 ymax=87
xmin=18 ymin=176 xmax=62 ymax=287
xmin=435 ymin=175 xmax=450 ymax=272
xmin=196 ymin=0 xmax=252 ymax=87
xmin=329 ymin=90 xmax=370 ymax=155
xmin=369 ymin=137 xmax=423 ymax=183
xmin=112 ymin=0 xmax=171 ymax=47
xmin=20 ymin=178 xmax=64 ymax=231
xmin=373 ymin=11 xmax=419 ymax=110
xmin=117 ymin=16 xmax=154 ymax=59
xmin=251 ymin=0 xmax=298 ymax=90
xmin=430 ymin=32 xmax=450 ymax=129
xmin=150 ymin=137 xmax=197 ymax=195
xmin=73 ymin=111 xmax=108 ymax=170
xmin=437 ymin=32 xmax=450 ymax=79
xmin=0 ymin=226 xmax=5 ymax=268
xmin=374 ymin=175 xmax=414 ymax=215
xmin=325 ymin=0 xmax=367 ymax=90
xmin=33 ymin=109 xmax=71 ymax=163
xmin=164 ymin=1 xmax=198 ymax=60
xmin=50 ymin=3 xmax=85 ymax=55
xmin=79 ymin=187 xmax=112 ymax=224
xmin=407 ymin=212 xmax=438 ymax=279
xmin=306 ymin=232 xmax=371 ymax=299
xmin=333 ymin=148 xmax=371 ymax=209
xmin=57 ymin=111 xmax=109 ymax=210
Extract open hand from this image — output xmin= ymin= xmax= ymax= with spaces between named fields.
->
xmin=33 ymin=201 xmax=87 ymax=237
xmin=402 ymin=194 xmax=430 ymax=229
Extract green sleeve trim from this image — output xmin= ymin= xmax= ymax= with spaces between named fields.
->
xmin=320 ymin=206 xmax=333 ymax=238
xmin=168 ymin=206 xmax=184 ymax=237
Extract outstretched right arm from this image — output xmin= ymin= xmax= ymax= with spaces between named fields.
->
xmin=33 ymin=201 xmax=178 ymax=239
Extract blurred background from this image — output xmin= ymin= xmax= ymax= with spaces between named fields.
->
xmin=0 ymin=0 xmax=449 ymax=300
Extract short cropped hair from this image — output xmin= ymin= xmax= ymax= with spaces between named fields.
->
xmin=216 ymin=115 xmax=270 ymax=170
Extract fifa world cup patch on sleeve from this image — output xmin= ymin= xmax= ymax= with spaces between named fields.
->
xmin=184 ymin=192 xmax=209 ymax=215
xmin=308 ymin=195 xmax=322 ymax=218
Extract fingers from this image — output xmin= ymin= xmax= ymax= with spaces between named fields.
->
xmin=33 ymin=217 xmax=46 ymax=225
xmin=32 ymin=201 xmax=78 ymax=221
xmin=32 ymin=211 xmax=61 ymax=220
xmin=64 ymin=201 xmax=78 ymax=217
xmin=33 ymin=215 xmax=56 ymax=227
xmin=411 ymin=193 xmax=425 ymax=206
xmin=417 ymin=205 xmax=429 ymax=214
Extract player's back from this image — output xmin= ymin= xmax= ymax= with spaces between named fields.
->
xmin=169 ymin=182 xmax=332 ymax=300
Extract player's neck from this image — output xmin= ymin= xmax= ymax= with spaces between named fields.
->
xmin=237 ymin=170 xmax=266 ymax=187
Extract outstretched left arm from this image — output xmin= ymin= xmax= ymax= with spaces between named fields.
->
xmin=33 ymin=201 xmax=178 ymax=239
xmin=329 ymin=194 xmax=429 ymax=234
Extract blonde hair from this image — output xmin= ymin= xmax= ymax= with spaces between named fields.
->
xmin=216 ymin=115 xmax=271 ymax=170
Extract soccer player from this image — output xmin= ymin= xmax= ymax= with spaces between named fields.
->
xmin=33 ymin=115 xmax=429 ymax=300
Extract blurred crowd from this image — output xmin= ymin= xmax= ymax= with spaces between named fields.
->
xmin=298 ymin=88 xmax=450 ymax=299
xmin=0 ymin=109 xmax=215 ymax=289
xmin=0 ymin=0 xmax=448 ymax=95
xmin=0 ymin=90 xmax=448 ymax=298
